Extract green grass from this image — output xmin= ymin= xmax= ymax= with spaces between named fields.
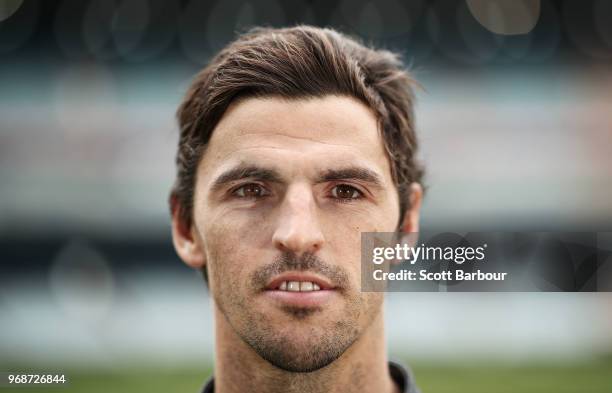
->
xmin=412 ymin=360 xmax=612 ymax=393
xmin=2 ymin=360 xmax=611 ymax=393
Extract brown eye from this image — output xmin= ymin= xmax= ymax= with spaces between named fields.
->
xmin=331 ymin=184 xmax=362 ymax=200
xmin=234 ymin=183 xmax=267 ymax=198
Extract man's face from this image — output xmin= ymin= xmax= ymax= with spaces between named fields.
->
xmin=190 ymin=95 xmax=401 ymax=372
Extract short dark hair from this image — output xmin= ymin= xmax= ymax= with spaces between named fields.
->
xmin=170 ymin=25 xmax=424 ymax=229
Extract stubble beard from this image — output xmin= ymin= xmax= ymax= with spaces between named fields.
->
xmin=211 ymin=252 xmax=382 ymax=373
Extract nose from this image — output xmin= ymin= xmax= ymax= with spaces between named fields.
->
xmin=272 ymin=184 xmax=325 ymax=255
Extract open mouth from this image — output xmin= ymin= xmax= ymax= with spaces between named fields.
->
xmin=264 ymin=273 xmax=337 ymax=308
xmin=266 ymin=273 xmax=334 ymax=291
xmin=274 ymin=281 xmax=321 ymax=291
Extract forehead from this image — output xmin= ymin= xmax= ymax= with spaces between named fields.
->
xmin=200 ymin=95 xmax=393 ymax=182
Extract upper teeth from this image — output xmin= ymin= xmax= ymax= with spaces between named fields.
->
xmin=278 ymin=281 xmax=321 ymax=291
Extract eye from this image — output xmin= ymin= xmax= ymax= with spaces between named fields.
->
xmin=233 ymin=183 xmax=269 ymax=198
xmin=331 ymin=184 xmax=363 ymax=200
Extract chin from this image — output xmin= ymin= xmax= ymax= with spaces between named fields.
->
xmin=243 ymin=320 xmax=360 ymax=373
xmin=254 ymin=335 xmax=347 ymax=373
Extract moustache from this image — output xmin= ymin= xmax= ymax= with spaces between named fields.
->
xmin=251 ymin=251 xmax=350 ymax=291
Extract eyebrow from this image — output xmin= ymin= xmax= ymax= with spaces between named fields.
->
xmin=210 ymin=164 xmax=285 ymax=193
xmin=315 ymin=167 xmax=384 ymax=188
xmin=210 ymin=164 xmax=385 ymax=193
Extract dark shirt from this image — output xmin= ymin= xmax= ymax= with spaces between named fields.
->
xmin=201 ymin=360 xmax=420 ymax=393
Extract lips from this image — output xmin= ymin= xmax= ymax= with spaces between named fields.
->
xmin=263 ymin=272 xmax=338 ymax=309
xmin=265 ymin=273 xmax=335 ymax=291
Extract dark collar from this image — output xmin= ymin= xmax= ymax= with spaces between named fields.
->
xmin=201 ymin=360 xmax=420 ymax=393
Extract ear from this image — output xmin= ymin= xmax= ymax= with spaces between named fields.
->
xmin=399 ymin=183 xmax=423 ymax=234
xmin=171 ymin=198 xmax=206 ymax=269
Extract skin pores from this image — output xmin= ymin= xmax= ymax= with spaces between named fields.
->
xmin=188 ymin=95 xmax=403 ymax=372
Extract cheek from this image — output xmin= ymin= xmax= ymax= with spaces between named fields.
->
xmin=321 ymin=203 xmax=399 ymax=294
xmin=360 ymin=291 xmax=384 ymax=324
xmin=322 ymin=213 xmax=392 ymax=269
xmin=199 ymin=211 xmax=269 ymax=292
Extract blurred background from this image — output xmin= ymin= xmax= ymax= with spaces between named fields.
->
xmin=1 ymin=0 xmax=612 ymax=392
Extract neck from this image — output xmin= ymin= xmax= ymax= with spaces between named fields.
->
xmin=212 ymin=305 xmax=397 ymax=393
